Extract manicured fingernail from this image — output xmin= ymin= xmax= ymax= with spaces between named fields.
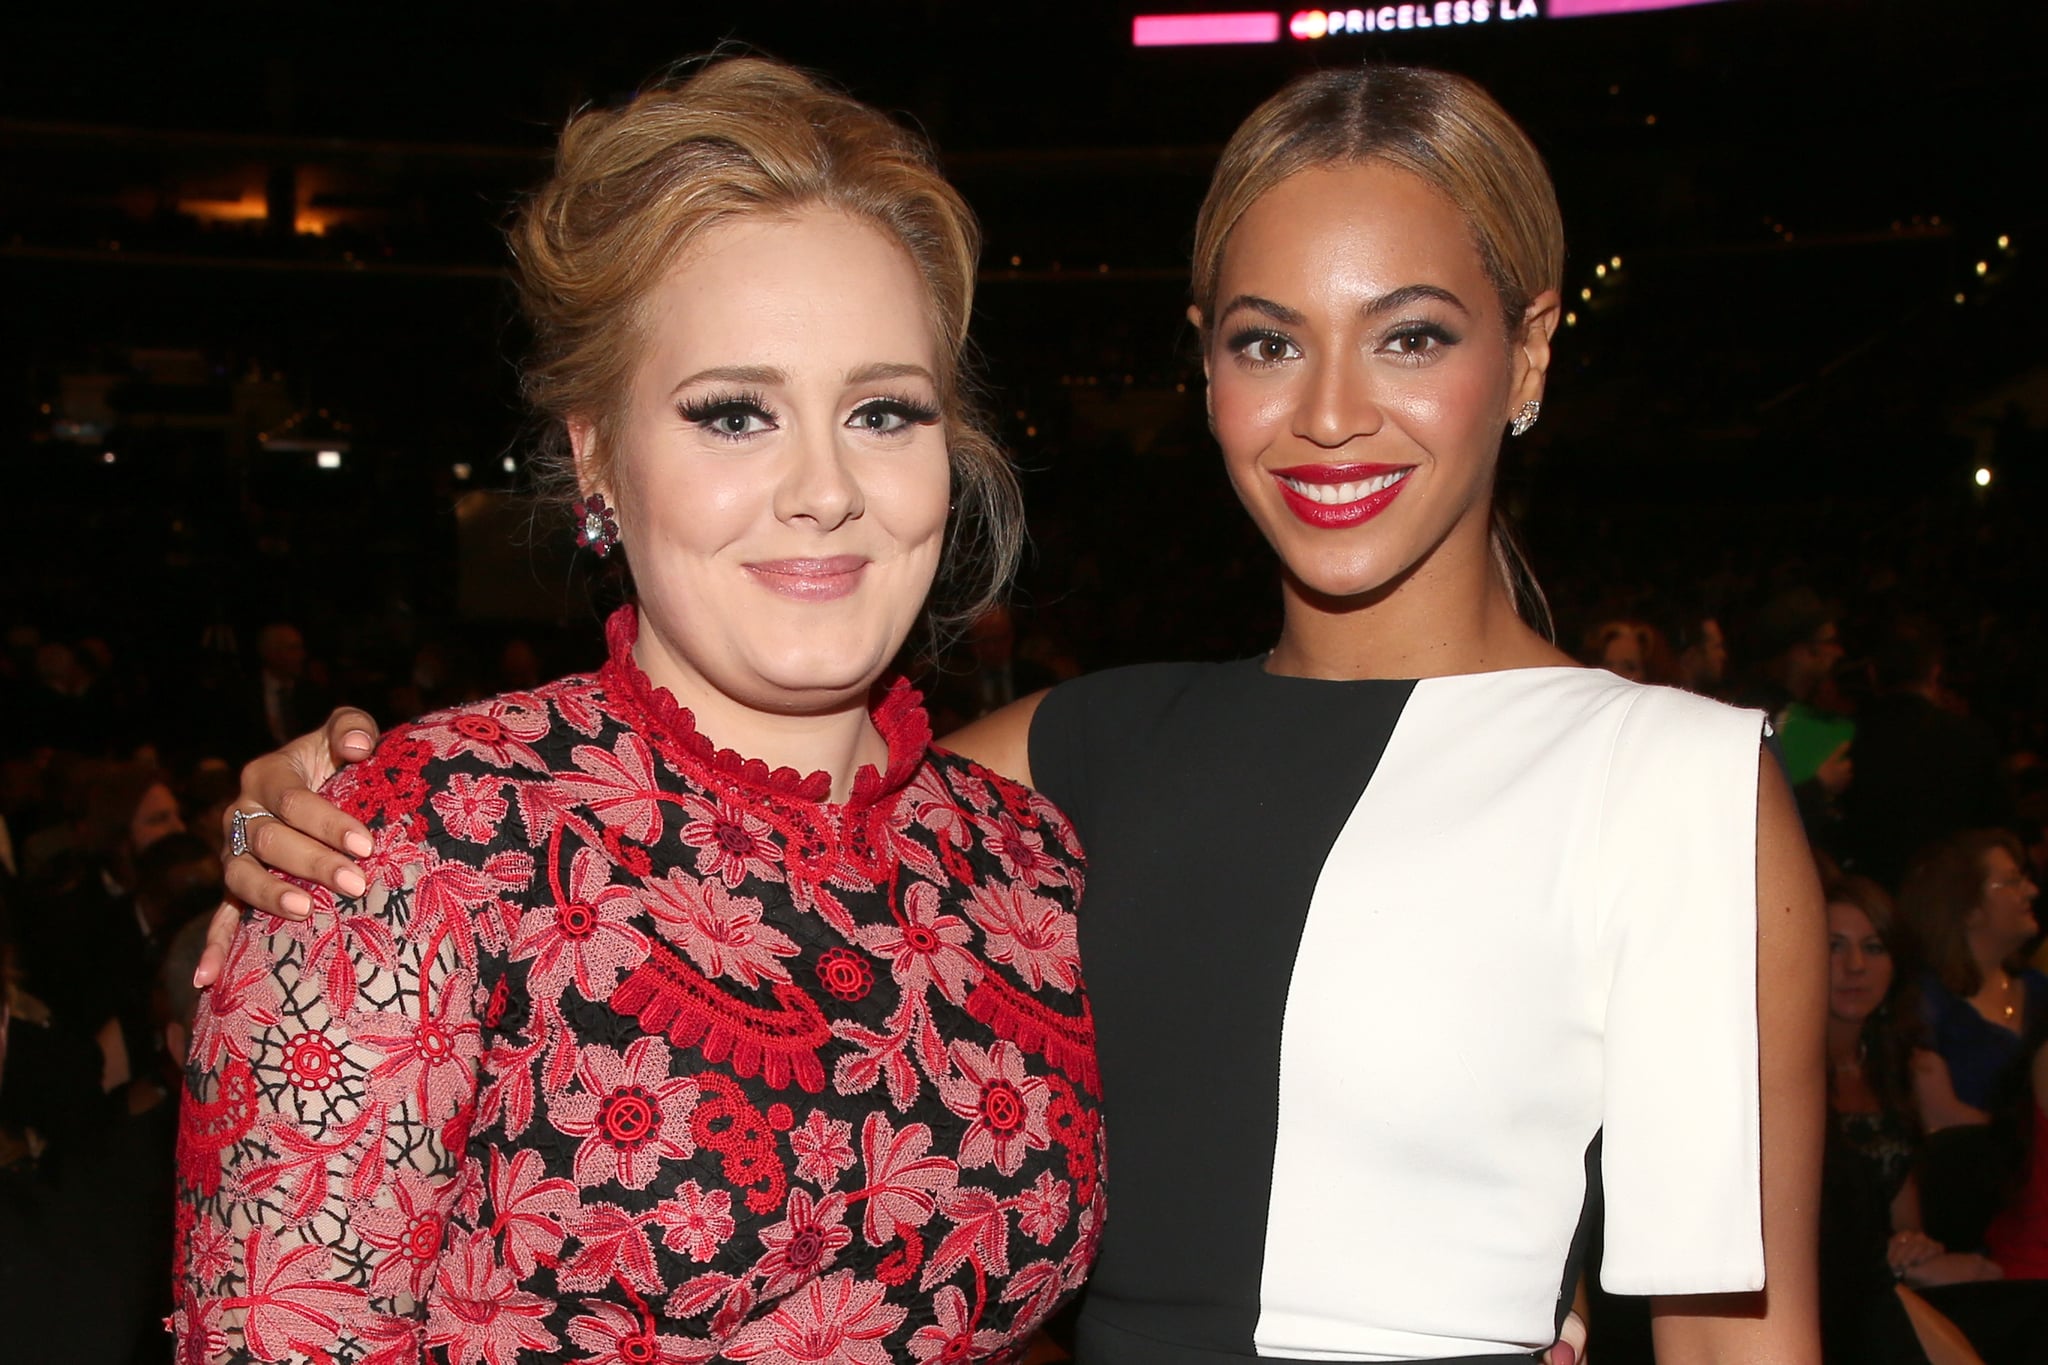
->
xmin=345 ymin=831 xmax=374 ymax=858
xmin=336 ymin=867 xmax=367 ymax=898
xmin=1554 ymin=1347 xmax=1575 ymax=1365
xmin=343 ymin=729 xmax=374 ymax=752
xmin=281 ymin=889 xmax=312 ymax=917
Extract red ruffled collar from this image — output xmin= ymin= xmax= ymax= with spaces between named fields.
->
xmin=596 ymin=605 xmax=931 ymax=809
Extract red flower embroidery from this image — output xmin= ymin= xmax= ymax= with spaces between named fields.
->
xmin=278 ymin=1030 xmax=346 ymax=1092
xmin=225 ymin=1227 xmax=368 ymax=1361
xmin=549 ymin=1037 xmax=699 ymax=1190
xmin=855 ymin=1113 xmax=959 ymax=1247
xmin=419 ymin=698 xmax=554 ymax=774
xmin=486 ymin=1146 xmax=578 ymax=1278
xmin=813 ymin=949 xmax=873 ymax=1003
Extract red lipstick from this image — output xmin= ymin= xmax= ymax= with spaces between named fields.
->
xmin=744 ymin=556 xmax=869 ymax=601
xmin=1269 ymin=463 xmax=1414 ymax=529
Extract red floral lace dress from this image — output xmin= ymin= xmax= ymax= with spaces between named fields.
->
xmin=173 ymin=607 xmax=1103 ymax=1365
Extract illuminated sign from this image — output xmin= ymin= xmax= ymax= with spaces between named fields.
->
xmin=1132 ymin=11 xmax=1282 ymax=45
xmin=1289 ymin=2 xmax=1535 ymax=37
xmin=1136 ymin=0 xmax=1734 ymax=45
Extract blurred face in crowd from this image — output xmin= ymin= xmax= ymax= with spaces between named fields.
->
xmin=1687 ymin=618 xmax=1728 ymax=686
xmin=1971 ymin=845 xmax=2039 ymax=956
xmin=258 ymin=624 xmax=306 ymax=681
xmin=1200 ymin=162 xmax=1553 ymax=604
xmin=1826 ymin=900 xmax=1893 ymax=1026
xmin=129 ymin=782 xmax=185 ymax=854
xmin=1788 ymin=621 xmax=1843 ymax=698
xmin=1596 ymin=624 xmax=1647 ymax=682
xmin=577 ymin=208 xmax=951 ymax=719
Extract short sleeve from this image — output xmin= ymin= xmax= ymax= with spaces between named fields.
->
xmin=1594 ymin=687 xmax=1768 ymax=1295
xmin=1027 ymin=677 xmax=1099 ymax=837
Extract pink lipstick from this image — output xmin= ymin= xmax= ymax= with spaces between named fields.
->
xmin=1270 ymin=462 xmax=1414 ymax=529
xmin=744 ymin=556 xmax=869 ymax=601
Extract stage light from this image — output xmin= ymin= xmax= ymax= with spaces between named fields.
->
xmin=316 ymin=450 xmax=343 ymax=469
xmin=452 ymin=462 xmax=472 ymax=480
xmin=100 ymin=451 xmax=116 ymax=464
xmin=501 ymin=455 xmax=517 ymax=473
xmin=1564 ymin=312 xmax=1578 ymax=326
xmin=1997 ymin=234 xmax=2011 ymax=250
xmin=1974 ymin=467 xmax=1992 ymax=488
xmin=1580 ymin=287 xmax=1592 ymax=300
xmin=1976 ymin=260 xmax=1989 ymax=276
xmin=1955 ymin=293 xmax=1967 ymax=305
xmin=1610 ymin=256 xmax=1622 ymax=269
xmin=1595 ymin=263 xmax=1607 ymax=278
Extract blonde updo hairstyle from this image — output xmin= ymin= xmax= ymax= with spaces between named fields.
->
xmin=510 ymin=56 xmax=1021 ymax=645
xmin=1190 ymin=65 xmax=1565 ymax=635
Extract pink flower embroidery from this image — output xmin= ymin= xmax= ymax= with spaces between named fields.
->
xmin=721 ymin=1271 xmax=907 ymax=1365
xmin=425 ymin=1229 xmax=560 ymax=1365
xmin=510 ymin=843 xmax=649 ymax=1003
xmin=644 ymin=872 xmax=798 ymax=988
xmin=352 ymin=1169 xmax=457 ymax=1300
xmin=431 ymin=772 xmax=511 ymax=844
xmin=907 ymin=1284 xmax=1008 ymax=1363
xmin=964 ymin=882 xmax=1079 ymax=992
xmin=753 ymin=1188 xmax=853 ymax=1297
xmin=850 ymin=881 xmax=980 ymax=1005
xmin=677 ymin=793 xmax=784 ymax=888
xmin=655 ymin=1179 xmax=737 ymax=1263
xmin=1013 ymin=1170 xmax=1071 ymax=1246
xmin=564 ymin=1300 xmax=713 ymax=1365
xmin=788 ymin=1111 xmax=856 ymax=1190
xmin=936 ymin=1040 xmax=1051 ymax=1176
xmin=549 ymin=1037 xmax=699 ymax=1190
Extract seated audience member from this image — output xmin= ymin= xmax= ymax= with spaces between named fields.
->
xmin=1670 ymin=611 xmax=1731 ymax=698
xmin=1848 ymin=618 xmax=2012 ymax=892
xmin=1820 ymin=874 xmax=2048 ymax=1363
xmin=1900 ymin=831 xmax=2046 ymax=1126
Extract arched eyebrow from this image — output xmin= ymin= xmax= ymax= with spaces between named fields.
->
xmin=1363 ymin=284 xmax=1469 ymax=318
xmin=672 ymin=365 xmax=783 ymax=395
xmin=1216 ymin=284 xmax=1470 ymax=327
xmin=1216 ymin=294 xmax=1305 ymax=327
xmin=845 ymin=362 xmax=937 ymax=386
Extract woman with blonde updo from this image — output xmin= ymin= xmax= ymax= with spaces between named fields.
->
xmin=174 ymin=58 xmax=1101 ymax=1364
xmin=214 ymin=63 xmax=1814 ymax=1364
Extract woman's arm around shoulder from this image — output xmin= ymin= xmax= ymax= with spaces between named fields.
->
xmin=1651 ymin=753 xmax=1826 ymax=1365
xmin=938 ymin=689 xmax=1052 ymax=787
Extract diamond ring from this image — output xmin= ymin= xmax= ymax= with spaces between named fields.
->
xmin=229 ymin=807 xmax=275 ymax=858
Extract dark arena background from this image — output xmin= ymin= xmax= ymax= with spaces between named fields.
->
xmin=2 ymin=3 xmax=2045 ymax=1361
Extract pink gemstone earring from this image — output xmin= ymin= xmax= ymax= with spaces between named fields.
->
xmin=573 ymin=493 xmax=620 ymax=557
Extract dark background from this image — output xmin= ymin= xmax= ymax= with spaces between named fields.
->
xmin=5 ymin=0 xmax=2044 ymax=742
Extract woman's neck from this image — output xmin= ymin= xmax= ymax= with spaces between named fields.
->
xmin=1826 ymin=1014 xmax=1866 ymax=1068
xmin=1266 ymin=539 xmax=1568 ymax=681
xmin=630 ymin=641 xmax=885 ymax=804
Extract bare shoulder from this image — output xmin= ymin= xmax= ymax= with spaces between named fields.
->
xmin=937 ymin=690 xmax=1050 ymax=787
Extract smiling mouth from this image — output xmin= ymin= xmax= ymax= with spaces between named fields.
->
xmin=1277 ymin=469 xmax=1411 ymax=504
xmin=744 ymin=557 xmax=869 ymax=601
xmin=1270 ymin=464 xmax=1414 ymax=528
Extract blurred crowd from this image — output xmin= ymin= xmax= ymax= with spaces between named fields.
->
xmin=2 ymin=478 xmax=2046 ymax=1363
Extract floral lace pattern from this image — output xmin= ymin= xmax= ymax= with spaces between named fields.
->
xmin=174 ymin=607 xmax=1103 ymax=1364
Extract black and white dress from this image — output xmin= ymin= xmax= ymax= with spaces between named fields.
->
xmin=1027 ymin=660 xmax=1768 ymax=1363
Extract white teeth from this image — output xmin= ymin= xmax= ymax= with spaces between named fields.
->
xmin=1278 ymin=468 xmax=1409 ymax=504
